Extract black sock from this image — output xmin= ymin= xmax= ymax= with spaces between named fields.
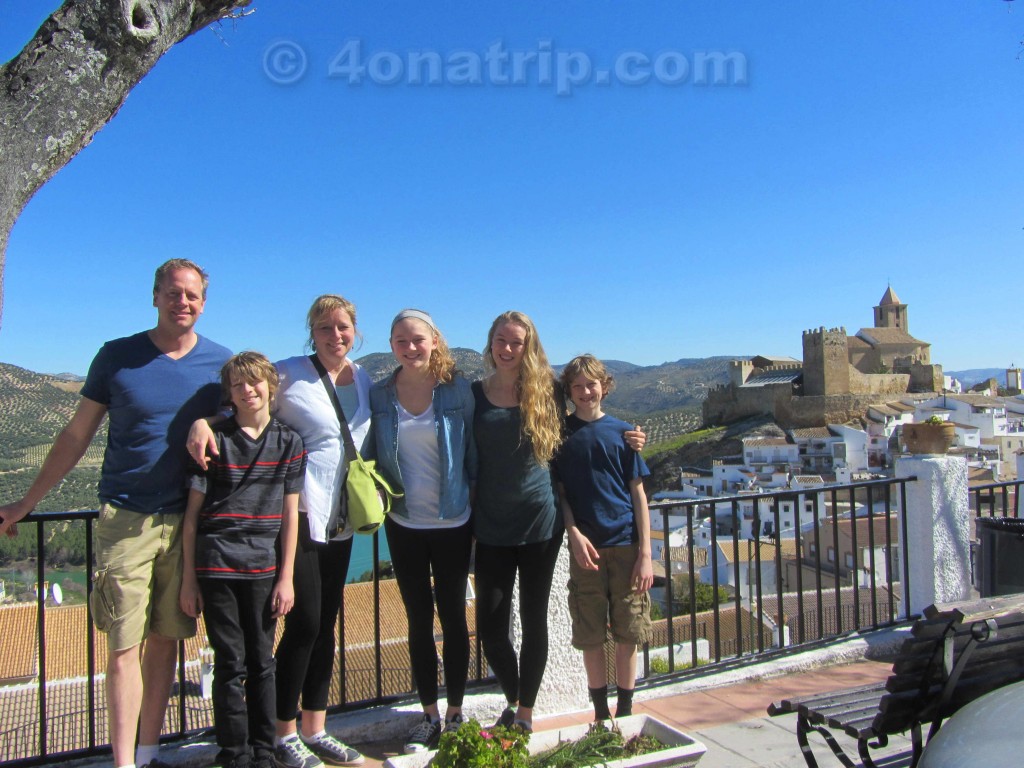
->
xmin=590 ymin=686 xmax=611 ymax=720
xmin=616 ymin=687 xmax=634 ymax=718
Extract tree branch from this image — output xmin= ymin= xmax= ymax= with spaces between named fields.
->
xmin=0 ymin=0 xmax=253 ymax=329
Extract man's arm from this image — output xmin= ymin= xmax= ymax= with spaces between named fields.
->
xmin=0 ymin=397 xmax=108 ymax=536
xmin=630 ymin=476 xmax=654 ymax=593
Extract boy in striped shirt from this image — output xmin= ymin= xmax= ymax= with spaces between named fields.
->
xmin=180 ymin=351 xmax=306 ymax=768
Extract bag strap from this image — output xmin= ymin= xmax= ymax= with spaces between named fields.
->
xmin=309 ymin=354 xmax=360 ymax=463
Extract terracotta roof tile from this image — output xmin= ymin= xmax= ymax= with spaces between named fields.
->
xmin=856 ymin=327 xmax=926 ymax=346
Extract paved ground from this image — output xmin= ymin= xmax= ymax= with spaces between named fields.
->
xmin=352 ymin=659 xmax=916 ymax=767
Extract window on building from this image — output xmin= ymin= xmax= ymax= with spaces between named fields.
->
xmin=827 ymin=547 xmax=836 ymax=563
xmin=809 ymin=543 xmax=817 ymax=557
xmin=845 ymin=553 xmax=855 ymax=569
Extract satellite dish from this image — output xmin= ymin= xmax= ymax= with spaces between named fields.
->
xmin=51 ymin=583 xmax=63 ymax=606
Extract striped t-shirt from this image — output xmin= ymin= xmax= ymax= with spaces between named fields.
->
xmin=188 ymin=417 xmax=306 ymax=579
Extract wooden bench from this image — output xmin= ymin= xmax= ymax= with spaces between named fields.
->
xmin=767 ymin=595 xmax=1024 ymax=768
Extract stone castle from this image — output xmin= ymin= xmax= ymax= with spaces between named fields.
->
xmin=703 ymin=287 xmax=943 ymax=428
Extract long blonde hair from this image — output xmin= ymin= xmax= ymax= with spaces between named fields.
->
xmin=484 ymin=311 xmax=564 ymax=464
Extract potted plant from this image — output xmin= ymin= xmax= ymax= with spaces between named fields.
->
xmin=902 ymin=416 xmax=956 ymax=455
xmin=382 ymin=715 xmax=707 ymax=768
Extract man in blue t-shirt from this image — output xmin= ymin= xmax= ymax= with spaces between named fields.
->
xmin=0 ymin=259 xmax=231 ymax=768
xmin=555 ymin=354 xmax=654 ymax=724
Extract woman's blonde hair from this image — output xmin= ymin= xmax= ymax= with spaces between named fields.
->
xmin=390 ymin=309 xmax=458 ymax=384
xmin=305 ymin=294 xmax=363 ymax=352
xmin=484 ymin=310 xmax=564 ymax=464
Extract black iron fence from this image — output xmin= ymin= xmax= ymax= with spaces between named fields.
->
xmin=640 ymin=476 xmax=913 ymax=679
xmin=971 ymin=478 xmax=1022 ymax=519
xmin=2 ymin=475 xmax=920 ymax=765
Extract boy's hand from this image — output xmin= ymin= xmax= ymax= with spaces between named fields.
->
xmin=567 ymin=527 xmax=600 ymax=571
xmin=632 ymin=551 xmax=653 ymax=594
xmin=624 ymin=425 xmax=646 ymax=451
xmin=187 ymin=419 xmax=219 ymax=470
xmin=179 ymin=576 xmax=203 ymax=618
xmin=271 ymin=579 xmax=294 ymax=618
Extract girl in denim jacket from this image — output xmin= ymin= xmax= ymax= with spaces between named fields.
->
xmin=366 ymin=309 xmax=477 ymax=754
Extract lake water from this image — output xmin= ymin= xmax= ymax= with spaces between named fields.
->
xmin=348 ymin=532 xmax=391 ymax=582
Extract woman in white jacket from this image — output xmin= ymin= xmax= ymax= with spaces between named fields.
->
xmin=189 ymin=294 xmax=369 ymax=768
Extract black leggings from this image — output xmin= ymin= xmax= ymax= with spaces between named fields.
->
xmin=474 ymin=533 xmax=563 ymax=709
xmin=275 ymin=515 xmax=353 ymax=719
xmin=385 ymin=516 xmax=473 ymax=707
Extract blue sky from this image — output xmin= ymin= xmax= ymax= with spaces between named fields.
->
xmin=1 ymin=1 xmax=1022 ymax=376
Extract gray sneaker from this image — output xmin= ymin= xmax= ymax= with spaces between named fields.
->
xmin=274 ymin=736 xmax=324 ymax=768
xmin=443 ymin=713 xmax=467 ymax=734
xmin=303 ymin=734 xmax=364 ymax=767
xmin=403 ymin=714 xmax=442 ymax=754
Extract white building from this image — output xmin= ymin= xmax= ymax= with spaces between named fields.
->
xmin=914 ymin=394 xmax=1007 ymax=440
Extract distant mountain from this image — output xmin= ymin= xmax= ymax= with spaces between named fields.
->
xmin=354 ymin=351 xmax=737 ymax=414
xmin=945 ymin=368 xmax=1011 ymax=389
xmin=356 ymin=348 xmax=487 ymax=382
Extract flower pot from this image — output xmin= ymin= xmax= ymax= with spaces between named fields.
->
xmin=382 ymin=714 xmax=707 ymax=768
xmin=902 ymin=422 xmax=956 ymax=455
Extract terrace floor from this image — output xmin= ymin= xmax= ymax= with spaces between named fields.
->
xmin=351 ymin=659 xmax=915 ymax=768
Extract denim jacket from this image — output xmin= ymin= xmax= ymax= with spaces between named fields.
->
xmin=367 ymin=371 xmax=477 ymax=521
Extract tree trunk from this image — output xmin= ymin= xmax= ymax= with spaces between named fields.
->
xmin=0 ymin=0 xmax=252 ymax=329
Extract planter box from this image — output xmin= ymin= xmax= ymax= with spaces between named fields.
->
xmin=902 ymin=422 xmax=956 ymax=455
xmin=382 ymin=714 xmax=706 ymax=768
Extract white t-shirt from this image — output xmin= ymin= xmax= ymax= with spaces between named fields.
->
xmin=394 ymin=402 xmax=469 ymax=529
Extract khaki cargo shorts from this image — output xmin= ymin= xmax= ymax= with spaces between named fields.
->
xmin=567 ymin=543 xmax=652 ymax=650
xmin=90 ymin=504 xmax=196 ymax=651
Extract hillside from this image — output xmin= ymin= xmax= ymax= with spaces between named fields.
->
xmin=0 ymin=352 xmax=736 ymax=515
xmin=643 ymin=416 xmax=786 ymax=494
xmin=0 ymin=363 xmax=106 ymax=514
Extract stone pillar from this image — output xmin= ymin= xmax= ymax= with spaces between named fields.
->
xmin=896 ymin=456 xmax=971 ymax=618
xmin=512 ymin=539 xmax=589 ymax=715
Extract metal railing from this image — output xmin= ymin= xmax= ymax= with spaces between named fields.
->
xmin=640 ymin=476 xmax=913 ymax=681
xmin=2 ymin=475 xmax=919 ymax=765
xmin=971 ymin=478 xmax=1022 ymax=519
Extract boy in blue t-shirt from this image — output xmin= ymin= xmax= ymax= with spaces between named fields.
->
xmin=555 ymin=354 xmax=653 ymax=722
xmin=180 ymin=352 xmax=305 ymax=768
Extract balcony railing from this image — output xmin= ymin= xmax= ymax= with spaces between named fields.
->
xmin=643 ymin=477 xmax=912 ymax=677
xmin=0 ymin=474 xmax=949 ymax=765
xmin=971 ymin=478 xmax=1021 ymax=519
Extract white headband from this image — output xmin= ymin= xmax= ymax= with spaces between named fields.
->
xmin=391 ymin=309 xmax=437 ymax=332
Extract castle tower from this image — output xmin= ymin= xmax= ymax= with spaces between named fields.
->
xmin=802 ymin=327 xmax=851 ymax=397
xmin=874 ymin=285 xmax=908 ymax=331
xmin=1008 ymin=366 xmax=1022 ymax=393
xmin=729 ymin=359 xmax=753 ymax=387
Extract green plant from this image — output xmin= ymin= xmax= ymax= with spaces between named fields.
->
xmin=649 ymin=656 xmax=670 ymax=674
xmin=530 ymin=721 xmax=666 ymax=767
xmin=433 ymin=719 xmax=530 ymax=768
xmin=648 ymin=655 xmax=706 ymax=675
xmin=924 ymin=415 xmax=945 ymax=425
